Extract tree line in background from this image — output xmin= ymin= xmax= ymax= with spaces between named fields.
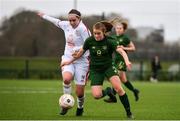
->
xmin=0 ymin=10 xmax=179 ymax=61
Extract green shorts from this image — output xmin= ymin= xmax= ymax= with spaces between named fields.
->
xmin=89 ymin=66 xmax=118 ymax=86
xmin=113 ymin=61 xmax=127 ymax=71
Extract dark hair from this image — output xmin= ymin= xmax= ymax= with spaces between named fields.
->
xmin=121 ymin=22 xmax=128 ymax=30
xmin=93 ymin=21 xmax=113 ymax=34
xmin=68 ymin=9 xmax=81 ymax=17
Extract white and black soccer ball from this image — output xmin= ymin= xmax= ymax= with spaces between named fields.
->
xmin=59 ymin=94 xmax=75 ymax=109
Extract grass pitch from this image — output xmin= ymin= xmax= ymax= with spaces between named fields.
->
xmin=0 ymin=79 xmax=180 ymax=120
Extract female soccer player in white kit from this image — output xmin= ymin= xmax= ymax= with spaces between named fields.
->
xmin=37 ymin=9 xmax=91 ymax=116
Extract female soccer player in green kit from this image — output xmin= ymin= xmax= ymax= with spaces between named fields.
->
xmin=62 ymin=21 xmax=134 ymax=119
xmin=104 ymin=19 xmax=140 ymax=103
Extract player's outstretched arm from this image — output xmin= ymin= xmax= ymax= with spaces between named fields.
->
xmin=37 ymin=12 xmax=61 ymax=27
xmin=37 ymin=12 xmax=45 ymax=17
xmin=118 ymin=41 xmax=136 ymax=52
xmin=116 ymin=47 xmax=132 ymax=71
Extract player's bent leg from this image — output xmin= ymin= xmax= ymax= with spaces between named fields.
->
xmin=103 ymin=76 xmax=122 ymax=103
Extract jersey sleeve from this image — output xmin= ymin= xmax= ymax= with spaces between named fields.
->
xmin=79 ymin=24 xmax=91 ymax=42
xmin=124 ymin=35 xmax=131 ymax=45
xmin=42 ymin=14 xmax=68 ymax=30
xmin=83 ymin=37 xmax=91 ymax=51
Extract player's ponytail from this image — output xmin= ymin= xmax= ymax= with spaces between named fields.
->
xmin=93 ymin=21 xmax=113 ymax=35
xmin=109 ymin=17 xmax=128 ymax=30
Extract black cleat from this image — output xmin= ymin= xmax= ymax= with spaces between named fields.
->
xmin=104 ymin=97 xmax=117 ymax=103
xmin=127 ymin=112 xmax=135 ymax=119
xmin=104 ymin=87 xmax=117 ymax=103
xmin=133 ymin=89 xmax=140 ymax=101
xmin=60 ymin=108 xmax=68 ymax=115
xmin=76 ymin=108 xmax=83 ymax=116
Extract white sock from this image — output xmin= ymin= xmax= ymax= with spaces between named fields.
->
xmin=63 ymin=83 xmax=71 ymax=94
xmin=77 ymin=96 xmax=85 ymax=109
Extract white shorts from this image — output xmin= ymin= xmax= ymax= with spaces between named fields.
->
xmin=61 ymin=56 xmax=89 ymax=85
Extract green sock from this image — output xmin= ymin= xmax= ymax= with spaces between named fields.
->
xmin=124 ymin=81 xmax=135 ymax=92
xmin=119 ymin=93 xmax=132 ymax=115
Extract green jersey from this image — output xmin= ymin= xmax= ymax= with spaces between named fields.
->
xmin=112 ymin=34 xmax=131 ymax=71
xmin=83 ymin=36 xmax=117 ymax=71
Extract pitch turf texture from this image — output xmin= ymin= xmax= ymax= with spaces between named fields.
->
xmin=0 ymin=80 xmax=180 ymax=120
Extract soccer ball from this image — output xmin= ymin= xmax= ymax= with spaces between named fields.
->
xmin=59 ymin=94 xmax=75 ymax=109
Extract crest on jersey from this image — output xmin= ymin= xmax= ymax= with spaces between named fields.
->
xmin=102 ymin=46 xmax=107 ymax=50
xmin=97 ymin=50 xmax=102 ymax=56
xmin=119 ymin=39 xmax=123 ymax=42
xmin=92 ymin=46 xmax=96 ymax=49
xmin=116 ymin=41 xmax=120 ymax=45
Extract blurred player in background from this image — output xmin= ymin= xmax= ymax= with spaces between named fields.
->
xmin=150 ymin=55 xmax=162 ymax=82
xmin=63 ymin=21 xmax=134 ymax=119
xmin=104 ymin=18 xmax=139 ymax=103
xmin=37 ymin=9 xmax=91 ymax=116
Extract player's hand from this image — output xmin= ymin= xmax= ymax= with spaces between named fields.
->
xmin=60 ymin=61 xmax=72 ymax=67
xmin=126 ymin=62 xmax=132 ymax=71
xmin=37 ymin=12 xmax=44 ymax=17
xmin=72 ymin=51 xmax=79 ymax=58
xmin=117 ymin=45 xmax=125 ymax=49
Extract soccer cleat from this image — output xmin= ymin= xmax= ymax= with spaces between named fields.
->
xmin=127 ymin=114 xmax=135 ymax=119
xmin=133 ymin=89 xmax=140 ymax=101
xmin=76 ymin=108 xmax=84 ymax=116
xmin=60 ymin=108 xmax=68 ymax=115
xmin=104 ymin=87 xmax=117 ymax=103
xmin=127 ymin=112 xmax=135 ymax=119
xmin=103 ymin=97 xmax=117 ymax=103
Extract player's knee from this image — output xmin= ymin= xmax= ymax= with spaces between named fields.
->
xmin=92 ymin=92 xmax=102 ymax=99
xmin=63 ymin=79 xmax=71 ymax=84
xmin=121 ymin=79 xmax=126 ymax=83
xmin=63 ymin=74 xmax=72 ymax=84
xmin=114 ymin=87 xmax=125 ymax=96
xmin=76 ymin=92 xmax=84 ymax=98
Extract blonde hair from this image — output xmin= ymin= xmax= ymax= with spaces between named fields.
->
xmin=109 ymin=17 xmax=128 ymax=30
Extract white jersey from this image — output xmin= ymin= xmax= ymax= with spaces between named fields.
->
xmin=42 ymin=15 xmax=91 ymax=63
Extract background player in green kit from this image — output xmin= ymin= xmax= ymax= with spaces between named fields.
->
xmin=104 ymin=18 xmax=140 ymax=103
xmin=62 ymin=21 xmax=134 ymax=119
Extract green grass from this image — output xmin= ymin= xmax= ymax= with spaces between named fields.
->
xmin=0 ymin=57 xmax=59 ymax=70
xmin=0 ymin=79 xmax=180 ymax=120
xmin=1 ymin=57 xmax=179 ymax=70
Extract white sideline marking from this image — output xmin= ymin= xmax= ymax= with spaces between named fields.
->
xmin=0 ymin=86 xmax=91 ymax=94
xmin=0 ymin=90 xmax=59 ymax=94
xmin=0 ymin=86 xmax=59 ymax=94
